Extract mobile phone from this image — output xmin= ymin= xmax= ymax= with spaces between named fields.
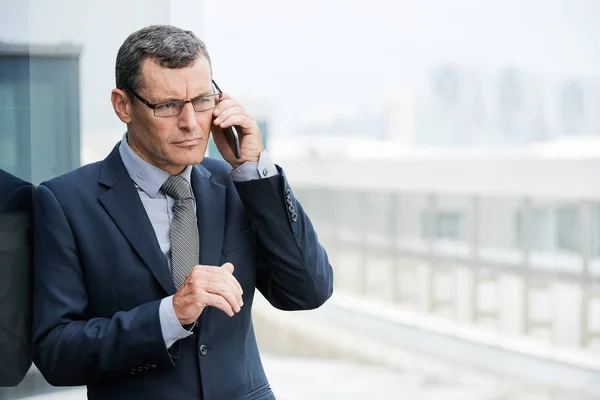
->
xmin=212 ymin=80 xmax=241 ymax=159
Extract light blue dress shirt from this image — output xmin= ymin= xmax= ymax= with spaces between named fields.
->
xmin=119 ymin=132 xmax=278 ymax=349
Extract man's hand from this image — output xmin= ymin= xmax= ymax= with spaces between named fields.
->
xmin=211 ymin=93 xmax=263 ymax=169
xmin=172 ymin=262 xmax=244 ymax=325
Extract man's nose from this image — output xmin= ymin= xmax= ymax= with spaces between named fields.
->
xmin=177 ymin=102 xmax=197 ymax=130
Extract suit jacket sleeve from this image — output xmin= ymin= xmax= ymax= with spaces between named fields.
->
xmin=32 ymin=184 xmax=173 ymax=386
xmin=233 ymin=166 xmax=334 ymax=310
xmin=0 ymin=183 xmax=34 ymax=386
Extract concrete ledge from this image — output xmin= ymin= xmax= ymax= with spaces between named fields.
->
xmin=252 ymin=292 xmax=600 ymax=399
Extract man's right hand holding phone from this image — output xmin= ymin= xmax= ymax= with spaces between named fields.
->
xmin=211 ymin=91 xmax=264 ymax=170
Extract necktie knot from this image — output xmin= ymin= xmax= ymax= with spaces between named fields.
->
xmin=161 ymin=175 xmax=192 ymax=201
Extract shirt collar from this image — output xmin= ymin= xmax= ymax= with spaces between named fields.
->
xmin=118 ymin=132 xmax=193 ymax=198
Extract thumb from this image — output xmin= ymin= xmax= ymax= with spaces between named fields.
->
xmin=221 ymin=262 xmax=234 ymax=274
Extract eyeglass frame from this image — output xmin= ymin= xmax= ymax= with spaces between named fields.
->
xmin=124 ymin=80 xmax=224 ymax=117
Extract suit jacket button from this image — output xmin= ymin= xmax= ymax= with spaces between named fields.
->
xmin=285 ymin=189 xmax=291 ymax=196
xmin=291 ymin=212 xmax=298 ymax=222
xmin=199 ymin=344 xmax=208 ymax=356
xmin=286 ymin=197 xmax=293 ymax=205
xmin=288 ymin=205 xmax=295 ymax=213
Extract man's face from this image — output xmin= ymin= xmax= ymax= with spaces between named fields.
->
xmin=127 ymin=56 xmax=213 ymax=174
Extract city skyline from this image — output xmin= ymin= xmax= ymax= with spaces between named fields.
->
xmin=200 ymin=0 xmax=600 ymax=136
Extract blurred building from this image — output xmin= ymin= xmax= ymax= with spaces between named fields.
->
xmin=417 ymin=65 xmax=546 ymax=146
xmin=549 ymin=78 xmax=600 ymax=138
xmin=0 ymin=42 xmax=81 ymax=183
xmin=416 ymin=64 xmax=600 ymax=148
xmin=417 ymin=64 xmax=485 ymax=146
xmin=290 ymin=64 xmax=600 ymax=154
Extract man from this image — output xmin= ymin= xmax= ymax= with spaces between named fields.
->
xmin=0 ymin=169 xmax=33 ymax=386
xmin=32 ymin=25 xmax=333 ymax=400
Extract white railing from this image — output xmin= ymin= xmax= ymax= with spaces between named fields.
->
xmin=294 ymin=186 xmax=600 ymax=370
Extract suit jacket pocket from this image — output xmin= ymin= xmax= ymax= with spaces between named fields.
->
xmin=222 ymin=228 xmax=256 ymax=255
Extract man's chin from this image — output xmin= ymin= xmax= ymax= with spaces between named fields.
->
xmin=175 ymin=150 xmax=205 ymax=166
xmin=174 ymin=156 xmax=204 ymax=167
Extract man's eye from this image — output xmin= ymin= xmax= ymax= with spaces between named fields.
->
xmin=158 ymin=102 xmax=176 ymax=109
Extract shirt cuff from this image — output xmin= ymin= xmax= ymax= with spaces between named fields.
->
xmin=159 ymin=296 xmax=195 ymax=349
xmin=229 ymin=150 xmax=279 ymax=182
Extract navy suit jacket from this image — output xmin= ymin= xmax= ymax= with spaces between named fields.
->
xmin=32 ymin=143 xmax=333 ymax=400
xmin=0 ymin=169 xmax=34 ymax=387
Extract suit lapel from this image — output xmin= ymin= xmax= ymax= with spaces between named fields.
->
xmin=191 ymin=165 xmax=226 ymax=267
xmin=98 ymin=143 xmax=176 ymax=295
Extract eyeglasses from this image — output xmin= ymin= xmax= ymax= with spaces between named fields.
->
xmin=125 ymin=80 xmax=223 ymax=117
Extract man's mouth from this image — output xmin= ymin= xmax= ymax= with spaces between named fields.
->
xmin=173 ymin=138 xmax=201 ymax=146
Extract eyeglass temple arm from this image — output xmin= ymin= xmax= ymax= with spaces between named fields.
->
xmin=212 ymin=79 xmax=223 ymax=94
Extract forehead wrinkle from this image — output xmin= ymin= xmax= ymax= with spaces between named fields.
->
xmin=141 ymin=59 xmax=212 ymax=102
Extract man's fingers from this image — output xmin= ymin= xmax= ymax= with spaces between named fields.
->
xmin=213 ymin=97 xmax=237 ymax=114
xmin=219 ymin=275 xmax=243 ymax=308
xmin=182 ymin=264 xmax=243 ymax=319
xmin=215 ymin=114 xmax=252 ymax=130
xmin=221 ymin=262 xmax=243 ymax=295
xmin=203 ymin=281 xmax=242 ymax=313
xmin=213 ymin=105 xmax=245 ymax=124
xmin=218 ymin=269 xmax=243 ymax=307
xmin=222 ymin=262 xmax=234 ymax=274
xmin=202 ymin=292 xmax=235 ymax=317
xmin=194 ymin=263 xmax=243 ymax=309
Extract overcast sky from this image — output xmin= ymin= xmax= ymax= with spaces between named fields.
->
xmin=187 ymin=0 xmax=600 ymax=134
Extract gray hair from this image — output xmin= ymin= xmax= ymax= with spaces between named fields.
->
xmin=115 ymin=25 xmax=211 ymax=94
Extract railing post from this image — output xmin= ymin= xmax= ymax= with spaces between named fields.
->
xmin=580 ymin=201 xmax=591 ymax=348
xmin=390 ymin=191 xmax=400 ymax=304
xmin=470 ymin=196 xmax=480 ymax=324
xmin=425 ymin=193 xmax=437 ymax=314
xmin=522 ymin=198 xmax=532 ymax=336
xmin=360 ymin=191 xmax=369 ymax=296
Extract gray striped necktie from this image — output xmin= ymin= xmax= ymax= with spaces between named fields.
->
xmin=161 ymin=174 xmax=199 ymax=289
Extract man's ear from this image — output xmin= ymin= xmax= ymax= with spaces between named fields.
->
xmin=111 ymin=88 xmax=132 ymax=124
